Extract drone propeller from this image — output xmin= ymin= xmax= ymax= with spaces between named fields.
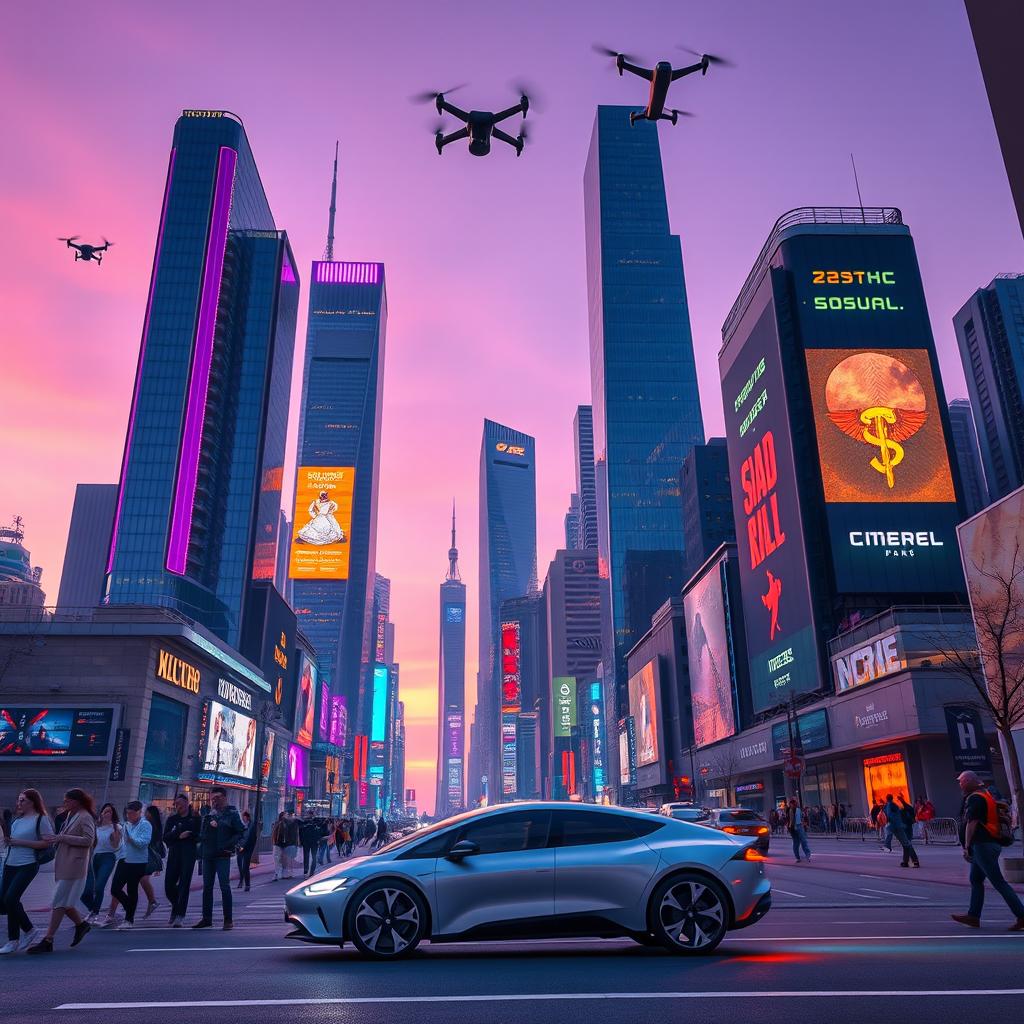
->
xmin=519 ymin=122 xmax=533 ymax=145
xmin=509 ymin=79 xmax=544 ymax=113
xmin=677 ymin=45 xmax=734 ymax=67
xmin=57 ymin=236 xmax=80 ymax=243
xmin=409 ymin=84 xmax=467 ymax=104
xmin=670 ymin=109 xmax=696 ymax=119
xmin=102 ymin=238 xmax=115 ymax=247
xmin=591 ymin=43 xmax=638 ymax=62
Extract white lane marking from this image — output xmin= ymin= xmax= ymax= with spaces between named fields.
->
xmin=771 ymin=889 xmax=807 ymax=898
xmin=849 ymin=891 xmax=882 ymax=899
xmin=859 ymin=888 xmax=929 ymax=900
xmin=56 ymin=989 xmax=1024 ymax=1009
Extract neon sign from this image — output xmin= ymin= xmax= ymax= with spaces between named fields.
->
xmin=810 ymin=269 xmax=903 ymax=312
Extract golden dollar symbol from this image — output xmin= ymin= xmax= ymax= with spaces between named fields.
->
xmin=860 ymin=406 xmax=904 ymax=488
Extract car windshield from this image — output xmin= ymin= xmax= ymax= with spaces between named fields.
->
xmin=670 ymin=808 xmax=708 ymax=821
xmin=371 ymin=808 xmax=484 ymax=856
xmin=718 ymin=809 xmax=762 ymax=822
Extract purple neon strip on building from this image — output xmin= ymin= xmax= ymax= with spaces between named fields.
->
xmin=107 ymin=148 xmax=177 ymax=575
xmin=313 ymin=260 xmax=381 ymax=285
xmin=281 ymin=254 xmax=296 ymax=283
xmin=166 ymin=145 xmax=237 ymax=575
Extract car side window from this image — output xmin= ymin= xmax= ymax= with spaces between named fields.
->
xmin=395 ymin=830 xmax=456 ymax=860
xmin=457 ymin=811 xmax=551 ymax=855
xmin=553 ymin=811 xmax=640 ymax=847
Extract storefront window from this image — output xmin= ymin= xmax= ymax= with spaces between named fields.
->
xmin=863 ymin=753 xmax=908 ymax=807
xmin=142 ymin=694 xmax=188 ymax=782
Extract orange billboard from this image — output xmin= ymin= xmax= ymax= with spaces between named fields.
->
xmin=805 ymin=348 xmax=955 ymax=504
xmin=288 ymin=466 xmax=355 ymax=580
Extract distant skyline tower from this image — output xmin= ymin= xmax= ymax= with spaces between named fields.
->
xmin=436 ymin=502 xmax=467 ymax=817
xmin=0 ymin=517 xmax=46 ymax=612
xmin=584 ymin=106 xmax=705 ymax=709
xmin=564 ymin=493 xmax=581 ymax=550
xmin=58 ymin=484 xmax=117 ymax=608
xmin=475 ymin=419 xmax=537 ymax=804
xmin=573 ymin=405 xmax=598 ymax=551
xmin=105 ymin=110 xmax=299 ymax=647
xmin=953 ymin=273 xmax=1024 ymax=501
xmin=289 ymin=148 xmax=387 ymax=792
xmin=948 ymin=399 xmax=990 ymax=517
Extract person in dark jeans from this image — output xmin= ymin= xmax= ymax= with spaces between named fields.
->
xmin=236 ymin=811 xmax=257 ymax=892
xmin=107 ymin=801 xmax=152 ymax=930
xmin=163 ymin=794 xmax=200 ymax=927
xmin=194 ymin=786 xmax=244 ymax=931
xmin=0 ymin=789 xmax=55 ymax=952
xmin=952 ymin=770 xmax=1024 ymax=930
xmin=300 ymin=815 xmax=321 ymax=877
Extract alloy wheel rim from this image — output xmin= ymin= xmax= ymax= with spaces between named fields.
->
xmin=659 ymin=880 xmax=724 ymax=948
xmin=354 ymin=887 xmax=420 ymax=954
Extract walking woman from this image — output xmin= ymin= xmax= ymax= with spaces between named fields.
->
xmin=83 ymin=803 xmax=121 ymax=922
xmin=27 ymin=788 xmax=97 ymax=953
xmin=0 ymin=789 xmax=55 ymax=953
xmin=138 ymin=805 xmax=164 ymax=919
xmin=106 ymin=801 xmax=152 ymax=930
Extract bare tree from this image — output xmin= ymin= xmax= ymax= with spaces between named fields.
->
xmin=934 ymin=541 xmax=1024 ymax=852
xmin=703 ymin=746 xmax=740 ymax=805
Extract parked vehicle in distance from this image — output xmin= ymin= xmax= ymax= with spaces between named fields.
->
xmin=704 ymin=807 xmax=771 ymax=852
xmin=285 ymin=802 xmax=770 ymax=959
xmin=659 ymin=802 xmax=711 ymax=823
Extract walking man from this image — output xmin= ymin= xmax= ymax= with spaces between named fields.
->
xmin=163 ymin=794 xmax=200 ymax=927
xmin=236 ymin=811 xmax=257 ymax=892
xmin=951 ymin=770 xmax=1024 ymax=931
xmin=882 ymin=793 xmax=919 ymax=867
xmin=300 ymin=814 xmax=320 ymax=877
xmin=787 ymin=798 xmax=811 ymax=862
xmin=193 ymin=786 xmax=244 ymax=931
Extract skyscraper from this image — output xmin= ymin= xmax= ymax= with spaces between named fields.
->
xmin=564 ymin=494 xmax=581 ymax=550
xmin=573 ymin=406 xmax=598 ymax=551
xmin=948 ymin=399 xmax=990 ymax=517
xmin=58 ymin=484 xmax=117 ymax=608
xmin=288 ymin=150 xmax=387 ymax=763
xmin=0 ymin=517 xmax=46 ymax=614
xmin=680 ymin=439 xmax=735 ymax=581
xmin=584 ymin=106 xmax=705 ymax=709
xmin=476 ymin=419 xmax=537 ymax=802
xmin=105 ymin=110 xmax=299 ymax=648
xmin=953 ymin=274 xmax=1024 ymax=501
xmin=436 ymin=505 xmax=466 ymax=817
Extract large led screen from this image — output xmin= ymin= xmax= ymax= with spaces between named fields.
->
xmin=0 ymin=706 xmax=115 ymax=759
xmin=201 ymin=700 xmax=257 ymax=781
xmin=627 ymin=660 xmax=660 ymax=767
xmin=288 ymin=466 xmax=355 ymax=580
xmin=500 ymin=621 xmax=522 ymax=712
xmin=371 ymin=664 xmax=388 ymax=744
xmin=721 ymin=301 xmax=822 ymax=712
xmin=294 ymin=654 xmax=317 ymax=749
xmin=552 ymin=676 xmax=577 ymax=738
xmin=684 ymin=561 xmax=736 ymax=748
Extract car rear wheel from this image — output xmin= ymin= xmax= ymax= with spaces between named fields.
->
xmin=346 ymin=880 xmax=426 ymax=960
xmin=649 ymin=873 xmax=728 ymax=954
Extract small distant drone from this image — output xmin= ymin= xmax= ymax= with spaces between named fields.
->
xmin=58 ymin=236 xmax=114 ymax=264
xmin=593 ymin=44 xmax=732 ymax=125
xmin=412 ymin=85 xmax=533 ymax=157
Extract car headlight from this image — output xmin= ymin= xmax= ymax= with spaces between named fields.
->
xmin=303 ymin=878 xmax=349 ymax=896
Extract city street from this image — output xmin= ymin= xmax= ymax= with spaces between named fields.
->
xmin=7 ymin=841 xmax=1023 ymax=1023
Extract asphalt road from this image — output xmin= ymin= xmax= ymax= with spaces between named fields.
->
xmin=8 ymin=842 xmax=1023 ymax=1024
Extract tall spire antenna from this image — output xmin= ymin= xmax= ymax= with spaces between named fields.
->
xmin=447 ymin=499 xmax=461 ymax=581
xmin=850 ymin=152 xmax=865 ymax=224
xmin=324 ymin=140 xmax=339 ymax=261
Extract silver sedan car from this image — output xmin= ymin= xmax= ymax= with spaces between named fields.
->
xmin=284 ymin=801 xmax=770 ymax=959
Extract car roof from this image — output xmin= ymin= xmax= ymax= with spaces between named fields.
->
xmin=439 ymin=802 xmax=657 ymax=824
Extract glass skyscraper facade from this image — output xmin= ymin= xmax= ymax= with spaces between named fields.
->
xmin=435 ymin=508 xmax=466 ymax=817
xmin=106 ymin=111 xmax=298 ymax=648
xmin=475 ymin=419 xmax=537 ymax=803
xmin=289 ymin=260 xmax=386 ymax=752
xmin=584 ymin=105 xmax=705 ymax=710
xmin=573 ymin=405 xmax=598 ymax=551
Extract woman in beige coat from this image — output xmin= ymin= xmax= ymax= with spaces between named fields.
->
xmin=26 ymin=788 xmax=97 ymax=954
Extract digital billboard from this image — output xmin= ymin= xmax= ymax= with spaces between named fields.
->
xmin=805 ymin=347 xmax=962 ymax=593
xmin=371 ymin=664 xmax=388 ymax=746
xmin=501 ymin=621 xmax=522 ymax=712
xmin=294 ymin=653 xmax=316 ymax=749
xmin=317 ymin=681 xmax=331 ymax=743
xmin=770 ymin=709 xmax=831 ymax=759
xmin=721 ymin=301 xmax=822 ymax=712
xmin=0 ymin=706 xmax=115 ymax=760
xmin=627 ymin=660 xmax=660 ymax=767
xmin=552 ymin=676 xmax=577 ymax=738
xmin=588 ymin=683 xmax=606 ymax=794
xmin=287 ymin=742 xmax=308 ymax=788
xmin=200 ymin=700 xmax=257 ymax=781
xmin=288 ymin=466 xmax=355 ymax=580
xmin=501 ymin=713 xmax=518 ymax=797
xmin=684 ymin=561 xmax=736 ymax=748
xmin=329 ymin=695 xmax=347 ymax=748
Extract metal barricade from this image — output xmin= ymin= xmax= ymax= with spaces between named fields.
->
xmin=836 ymin=817 xmax=873 ymax=841
xmin=922 ymin=817 xmax=959 ymax=845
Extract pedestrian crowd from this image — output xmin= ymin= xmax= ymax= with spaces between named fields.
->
xmin=270 ymin=811 xmax=390 ymax=880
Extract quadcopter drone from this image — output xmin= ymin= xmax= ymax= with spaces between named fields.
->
xmin=593 ymin=45 xmax=731 ymax=125
xmin=58 ymin=236 xmax=114 ymax=264
xmin=413 ymin=85 xmax=532 ymax=157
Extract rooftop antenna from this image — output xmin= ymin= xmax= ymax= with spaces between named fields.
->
xmin=850 ymin=152 xmax=865 ymax=223
xmin=324 ymin=140 xmax=339 ymax=261
xmin=447 ymin=499 xmax=461 ymax=581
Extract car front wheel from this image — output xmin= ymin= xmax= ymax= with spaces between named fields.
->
xmin=346 ymin=880 xmax=427 ymax=960
xmin=649 ymin=873 xmax=729 ymax=954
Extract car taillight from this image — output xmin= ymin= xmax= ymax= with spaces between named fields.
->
xmin=731 ymin=846 xmax=766 ymax=862
xmin=757 ymin=827 xmax=769 ymax=834
xmin=723 ymin=826 xmax=742 ymax=834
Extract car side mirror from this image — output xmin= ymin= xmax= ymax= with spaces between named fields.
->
xmin=446 ymin=839 xmax=480 ymax=862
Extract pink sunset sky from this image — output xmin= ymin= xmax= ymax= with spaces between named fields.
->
xmin=2 ymin=1 xmax=1021 ymax=812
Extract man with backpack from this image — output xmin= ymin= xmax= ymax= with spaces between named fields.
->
xmin=951 ymin=770 xmax=1024 ymax=931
